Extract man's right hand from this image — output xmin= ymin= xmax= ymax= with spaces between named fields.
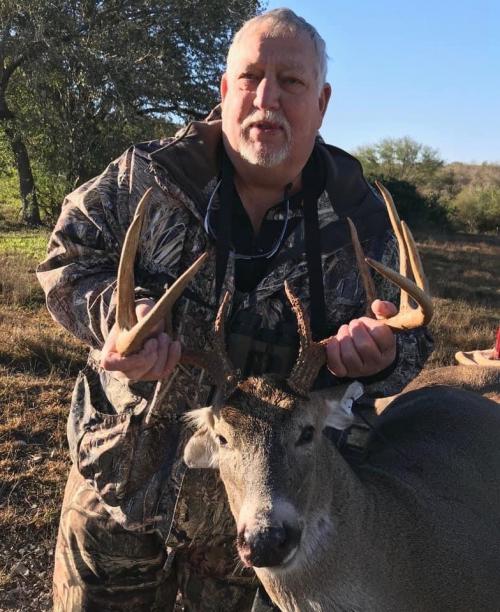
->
xmin=100 ymin=299 xmax=181 ymax=381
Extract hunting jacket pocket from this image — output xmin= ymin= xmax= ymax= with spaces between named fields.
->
xmin=68 ymin=354 xmax=185 ymax=533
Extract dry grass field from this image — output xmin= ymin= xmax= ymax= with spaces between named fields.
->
xmin=0 ymin=227 xmax=499 ymax=610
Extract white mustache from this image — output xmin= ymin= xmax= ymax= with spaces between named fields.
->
xmin=241 ymin=111 xmax=292 ymax=140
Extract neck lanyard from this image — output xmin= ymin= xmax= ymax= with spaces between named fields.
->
xmin=212 ymin=147 xmax=327 ymax=339
xmin=302 ymin=147 xmax=327 ymax=339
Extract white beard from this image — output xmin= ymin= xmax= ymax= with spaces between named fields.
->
xmin=238 ymin=138 xmax=292 ymax=167
xmin=238 ymin=109 xmax=292 ymax=168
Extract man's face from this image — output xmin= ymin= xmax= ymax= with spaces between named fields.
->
xmin=221 ymin=24 xmax=331 ymax=170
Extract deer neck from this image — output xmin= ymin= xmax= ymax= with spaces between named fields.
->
xmin=256 ymin=438 xmax=371 ymax=611
xmin=310 ymin=431 xmax=367 ymax=519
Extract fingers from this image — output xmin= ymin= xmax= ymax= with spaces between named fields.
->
xmin=99 ymin=297 xmax=182 ymax=382
xmin=100 ymin=329 xmax=182 ymax=382
xmin=139 ymin=336 xmax=181 ymax=381
xmin=135 ymin=298 xmax=165 ymax=335
xmin=144 ymin=333 xmax=171 ymax=380
xmin=164 ymin=339 xmax=182 ymax=377
xmin=329 ymin=324 xmax=364 ymax=377
xmin=360 ymin=316 xmax=396 ymax=354
xmin=326 ymin=317 xmax=396 ymax=379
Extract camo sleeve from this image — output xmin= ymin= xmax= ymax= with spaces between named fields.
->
xmin=36 ymin=148 xmax=188 ymax=531
xmin=361 ymin=230 xmax=434 ymax=397
xmin=36 ymin=147 xmax=154 ymax=348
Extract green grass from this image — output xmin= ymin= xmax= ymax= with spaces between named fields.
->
xmin=1 ymin=179 xmax=51 ymax=260
xmin=0 ymin=230 xmax=50 ymax=260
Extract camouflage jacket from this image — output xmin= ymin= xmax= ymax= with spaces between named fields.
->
xmin=37 ymin=115 xmax=433 ymax=546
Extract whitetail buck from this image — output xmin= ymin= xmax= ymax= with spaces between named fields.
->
xmin=115 ymin=185 xmax=500 ymax=611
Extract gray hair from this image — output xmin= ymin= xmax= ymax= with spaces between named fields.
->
xmin=227 ymin=8 xmax=328 ymax=90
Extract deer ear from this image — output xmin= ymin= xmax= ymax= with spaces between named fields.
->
xmin=183 ymin=407 xmax=220 ymax=469
xmin=184 ymin=427 xmax=219 ymax=468
xmin=311 ymin=382 xmax=364 ymax=430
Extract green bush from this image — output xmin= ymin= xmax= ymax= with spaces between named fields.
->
xmin=452 ymin=186 xmax=500 ymax=233
xmin=367 ymin=176 xmax=452 ymax=230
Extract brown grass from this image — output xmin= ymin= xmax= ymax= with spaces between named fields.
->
xmin=418 ymin=232 xmax=500 ymax=366
xmin=0 ymin=230 xmax=498 ymax=609
xmin=0 ymin=259 xmax=86 ymax=610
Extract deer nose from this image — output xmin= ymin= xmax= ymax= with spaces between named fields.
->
xmin=237 ymin=523 xmax=301 ymax=568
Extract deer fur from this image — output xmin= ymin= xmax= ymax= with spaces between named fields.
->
xmin=184 ymin=379 xmax=500 ymax=612
xmin=374 ymin=365 xmax=500 ymax=413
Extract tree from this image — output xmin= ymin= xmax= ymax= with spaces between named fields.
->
xmin=354 ymin=136 xmax=444 ymax=187
xmin=354 ymin=137 xmax=451 ymax=227
xmin=1 ymin=0 xmax=263 ymax=224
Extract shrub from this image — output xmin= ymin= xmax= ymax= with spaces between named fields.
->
xmin=452 ymin=186 xmax=500 ymax=233
xmin=367 ymin=176 xmax=452 ymax=230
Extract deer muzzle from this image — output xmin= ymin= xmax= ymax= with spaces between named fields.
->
xmin=237 ymin=519 xmax=302 ymax=568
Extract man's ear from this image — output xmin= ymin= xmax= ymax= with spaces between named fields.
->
xmin=220 ymin=72 xmax=228 ymax=103
xmin=318 ymin=83 xmax=332 ymax=122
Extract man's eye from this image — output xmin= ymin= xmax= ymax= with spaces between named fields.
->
xmin=240 ymin=73 xmax=258 ymax=81
xmin=296 ymin=425 xmax=315 ymax=446
xmin=216 ymin=434 xmax=228 ymax=446
xmin=282 ymin=76 xmax=303 ymax=87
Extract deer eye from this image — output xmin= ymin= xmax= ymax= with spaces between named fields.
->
xmin=296 ymin=425 xmax=315 ymax=446
xmin=215 ymin=434 xmax=228 ymax=447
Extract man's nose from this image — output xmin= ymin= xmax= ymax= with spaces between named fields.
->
xmin=253 ymin=77 xmax=280 ymax=110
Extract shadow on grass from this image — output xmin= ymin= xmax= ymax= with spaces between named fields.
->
xmin=0 ymin=337 xmax=86 ymax=377
xmin=0 ymin=306 xmax=87 ymax=377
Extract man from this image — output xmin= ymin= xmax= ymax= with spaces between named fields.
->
xmin=37 ymin=9 xmax=433 ymax=611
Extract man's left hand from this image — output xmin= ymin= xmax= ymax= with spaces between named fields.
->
xmin=325 ymin=300 xmax=397 ymax=379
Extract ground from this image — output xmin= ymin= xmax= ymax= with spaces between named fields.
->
xmin=0 ymin=228 xmax=499 ymax=611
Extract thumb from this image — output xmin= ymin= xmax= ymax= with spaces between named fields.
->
xmin=135 ymin=298 xmax=164 ymax=334
xmin=135 ymin=298 xmax=156 ymax=320
xmin=371 ymin=299 xmax=397 ymax=320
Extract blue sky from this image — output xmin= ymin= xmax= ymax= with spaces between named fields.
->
xmin=266 ymin=1 xmax=500 ymax=163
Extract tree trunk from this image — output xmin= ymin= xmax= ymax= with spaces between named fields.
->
xmin=4 ymin=122 xmax=41 ymax=226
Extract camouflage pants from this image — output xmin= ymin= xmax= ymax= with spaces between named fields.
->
xmin=53 ymin=465 xmax=257 ymax=611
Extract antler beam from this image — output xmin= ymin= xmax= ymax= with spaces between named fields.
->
xmin=287 ymin=181 xmax=433 ymax=395
xmin=115 ymin=188 xmax=208 ymax=356
xmin=114 ymin=188 xmax=237 ymax=392
xmin=347 ymin=181 xmax=433 ymax=331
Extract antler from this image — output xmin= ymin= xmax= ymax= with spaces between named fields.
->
xmin=115 ymin=188 xmax=237 ymax=390
xmin=115 ymin=188 xmax=208 ymax=355
xmin=348 ymin=181 xmax=433 ymax=331
xmin=181 ymin=290 xmax=239 ymax=390
xmin=285 ymin=281 xmax=334 ymax=395
xmin=286 ymin=181 xmax=433 ymax=395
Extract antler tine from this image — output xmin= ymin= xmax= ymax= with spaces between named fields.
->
xmin=374 ymin=181 xmax=410 ymax=310
xmin=180 ymin=290 xmax=238 ymax=391
xmin=114 ymin=187 xmax=208 ymax=356
xmin=362 ymin=181 xmax=433 ymax=331
xmin=364 ymin=258 xmax=433 ymax=329
xmin=402 ymin=221 xmax=430 ymax=294
xmin=285 ymin=182 xmax=433 ymax=393
xmin=116 ymin=252 xmax=208 ymax=355
xmin=285 ymin=281 xmax=313 ymax=346
xmin=347 ymin=217 xmax=376 ymax=315
xmin=285 ymin=281 xmax=332 ymax=396
xmin=114 ymin=191 xmax=237 ymax=384
xmin=213 ymin=291 xmax=239 ymax=385
xmin=116 ymin=187 xmax=153 ymax=333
